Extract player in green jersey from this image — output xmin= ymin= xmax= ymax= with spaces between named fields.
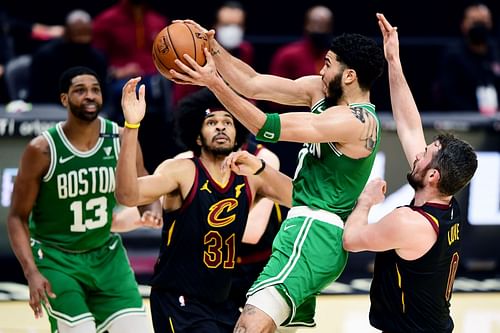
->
xmin=7 ymin=66 xmax=161 ymax=333
xmin=166 ymin=20 xmax=385 ymax=332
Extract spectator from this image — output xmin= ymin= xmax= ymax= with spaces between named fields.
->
xmin=93 ymin=0 xmax=173 ymax=172
xmin=172 ymin=1 xmax=254 ymax=105
xmin=29 ymin=9 xmax=108 ymax=104
xmin=266 ymin=5 xmax=334 ymax=177
xmin=0 ymin=8 xmax=63 ymax=102
xmin=270 ymin=5 xmax=334 ymax=80
xmin=92 ymin=0 xmax=169 ymax=120
xmin=434 ymin=3 xmax=500 ymax=115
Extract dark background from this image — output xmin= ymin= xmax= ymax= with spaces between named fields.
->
xmin=3 ymin=0 xmax=500 ymax=111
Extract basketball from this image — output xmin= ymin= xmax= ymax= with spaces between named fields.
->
xmin=152 ymin=22 xmax=208 ymax=79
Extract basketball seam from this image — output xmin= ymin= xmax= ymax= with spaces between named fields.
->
xmin=153 ymin=50 xmax=171 ymax=74
xmin=184 ymin=23 xmax=198 ymax=63
xmin=167 ymin=24 xmax=189 ymax=67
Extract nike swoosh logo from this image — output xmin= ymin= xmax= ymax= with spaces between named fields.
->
xmin=59 ymin=155 xmax=75 ymax=164
xmin=284 ymin=224 xmax=296 ymax=231
xmin=109 ymin=240 xmax=118 ymax=250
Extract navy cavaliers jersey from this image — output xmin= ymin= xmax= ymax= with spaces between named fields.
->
xmin=369 ymin=198 xmax=461 ymax=333
xmin=151 ymin=157 xmax=252 ymax=303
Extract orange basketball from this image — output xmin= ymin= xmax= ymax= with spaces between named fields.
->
xmin=152 ymin=22 xmax=208 ymax=79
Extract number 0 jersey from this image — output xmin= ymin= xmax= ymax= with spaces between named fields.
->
xmin=151 ymin=157 xmax=252 ymax=303
xmin=369 ymin=198 xmax=461 ymax=333
xmin=29 ymin=118 xmax=120 ymax=251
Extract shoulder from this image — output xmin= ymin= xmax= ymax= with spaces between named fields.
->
xmin=155 ymin=157 xmax=195 ymax=176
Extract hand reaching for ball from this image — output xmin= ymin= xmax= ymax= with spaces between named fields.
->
xmin=121 ymin=77 xmax=146 ymax=126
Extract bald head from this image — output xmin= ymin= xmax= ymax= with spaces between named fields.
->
xmin=305 ymin=5 xmax=333 ymax=34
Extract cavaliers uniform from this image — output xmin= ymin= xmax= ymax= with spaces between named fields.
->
xmin=369 ymin=199 xmax=461 ymax=333
xmin=229 ymin=141 xmax=285 ymax=308
xmin=150 ymin=157 xmax=252 ymax=333
xmin=30 ymin=118 xmax=145 ymax=333
xmin=247 ymin=99 xmax=380 ymax=327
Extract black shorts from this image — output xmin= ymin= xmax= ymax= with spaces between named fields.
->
xmin=149 ymin=288 xmax=240 ymax=333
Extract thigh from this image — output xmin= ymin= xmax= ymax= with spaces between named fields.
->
xmin=248 ymin=216 xmax=347 ymax=320
xmin=87 ymin=237 xmax=145 ymax=331
xmin=33 ymin=244 xmax=94 ymax=328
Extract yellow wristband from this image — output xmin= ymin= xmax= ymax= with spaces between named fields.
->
xmin=124 ymin=121 xmax=140 ymax=129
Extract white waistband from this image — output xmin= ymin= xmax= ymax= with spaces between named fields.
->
xmin=287 ymin=206 xmax=344 ymax=229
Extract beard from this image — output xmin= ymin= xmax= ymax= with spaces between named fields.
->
xmin=68 ymin=100 xmax=101 ymax=122
xmin=324 ymin=72 xmax=344 ymax=107
xmin=407 ymin=171 xmax=424 ymax=190
xmin=200 ymin=135 xmax=235 ymax=156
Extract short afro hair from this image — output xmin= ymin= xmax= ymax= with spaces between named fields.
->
xmin=174 ymin=88 xmax=249 ymax=156
xmin=59 ymin=66 xmax=100 ymax=94
xmin=330 ymin=33 xmax=384 ymax=91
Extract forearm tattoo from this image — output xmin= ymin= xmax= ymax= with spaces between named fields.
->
xmin=210 ymin=48 xmax=221 ymax=56
xmin=350 ymin=106 xmax=377 ymax=151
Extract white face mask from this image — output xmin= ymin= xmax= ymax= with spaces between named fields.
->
xmin=217 ymin=24 xmax=243 ymax=49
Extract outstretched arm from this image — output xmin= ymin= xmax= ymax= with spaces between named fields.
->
xmin=377 ymin=13 xmax=426 ymax=167
xmin=171 ymin=20 xmax=318 ymax=107
xmin=170 ymin=50 xmax=371 ymax=147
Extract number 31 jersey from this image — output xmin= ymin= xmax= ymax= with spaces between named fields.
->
xmin=151 ymin=157 xmax=252 ymax=303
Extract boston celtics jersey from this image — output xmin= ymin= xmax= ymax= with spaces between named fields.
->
xmin=292 ymin=99 xmax=380 ymax=220
xmin=29 ymin=117 xmax=120 ymax=251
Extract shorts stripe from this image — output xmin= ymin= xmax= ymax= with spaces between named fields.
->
xmin=248 ymin=216 xmax=314 ymax=293
xmin=46 ymin=305 xmax=94 ymax=327
xmin=96 ymin=306 xmax=147 ymax=333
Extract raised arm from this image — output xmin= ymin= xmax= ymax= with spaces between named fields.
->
xmin=116 ymin=78 xmax=185 ymax=207
xmin=171 ymin=51 xmax=372 ymax=149
xmin=172 ymin=20 xmax=318 ymax=106
xmin=377 ymin=13 xmax=426 ymax=167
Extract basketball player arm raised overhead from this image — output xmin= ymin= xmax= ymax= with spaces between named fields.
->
xmin=116 ymin=77 xmax=192 ymax=208
xmin=171 ymin=20 xmax=320 ymax=106
xmin=378 ymin=13 xmax=426 ymax=167
xmin=6 ymin=136 xmax=56 ymax=318
xmin=172 ymin=51 xmax=373 ymax=150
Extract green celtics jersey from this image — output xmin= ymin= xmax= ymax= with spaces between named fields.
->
xmin=29 ymin=117 xmax=120 ymax=251
xmin=292 ymin=99 xmax=380 ymax=221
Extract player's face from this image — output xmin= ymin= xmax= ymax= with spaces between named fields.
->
xmin=407 ymin=141 xmax=441 ymax=190
xmin=65 ymin=75 xmax=103 ymax=122
xmin=199 ymin=111 xmax=237 ymax=156
xmin=321 ymin=51 xmax=345 ymax=106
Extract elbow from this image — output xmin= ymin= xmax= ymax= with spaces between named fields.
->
xmin=342 ymin=232 xmax=363 ymax=253
xmin=115 ymin=191 xmax=138 ymax=207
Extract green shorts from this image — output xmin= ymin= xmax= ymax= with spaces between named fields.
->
xmin=247 ymin=206 xmax=348 ymax=326
xmin=31 ymin=234 xmax=145 ymax=333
